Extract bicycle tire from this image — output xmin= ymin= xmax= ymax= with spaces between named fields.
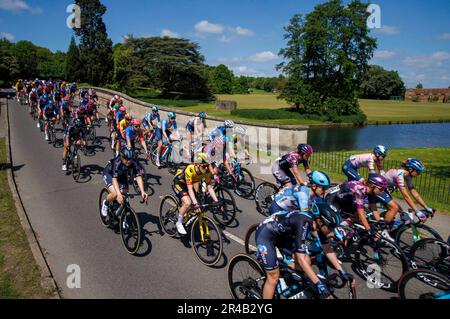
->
xmin=235 ymin=168 xmax=255 ymax=199
xmin=398 ymin=268 xmax=450 ymax=299
xmin=227 ymin=254 xmax=266 ymax=299
xmin=159 ymin=195 xmax=180 ymax=237
xmin=354 ymin=236 xmax=409 ymax=291
xmin=409 ymin=238 xmax=450 ymax=274
xmin=72 ymin=152 xmax=81 ymax=181
xmin=150 ymin=143 xmax=158 ymax=166
xmin=52 ymin=129 xmax=57 ymax=148
xmin=244 ymin=224 xmax=259 ymax=256
xmin=255 ymin=182 xmax=278 ymax=217
xmin=212 ymin=187 xmax=237 ymax=227
xmin=190 ymin=215 xmax=223 ymax=266
xmin=395 ymin=223 xmax=442 ymax=252
xmin=119 ymin=206 xmax=142 ymax=255
xmin=98 ymin=188 xmax=113 ymax=227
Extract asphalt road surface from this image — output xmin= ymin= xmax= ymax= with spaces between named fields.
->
xmin=7 ymin=99 xmax=402 ymax=299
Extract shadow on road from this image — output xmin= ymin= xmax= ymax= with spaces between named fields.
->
xmin=0 ymin=163 xmax=25 ymax=172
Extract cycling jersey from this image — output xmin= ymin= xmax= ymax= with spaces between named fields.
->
xmin=124 ymin=126 xmax=144 ymax=144
xmin=102 ymin=157 xmax=141 ymax=189
xmin=143 ymin=113 xmax=160 ymax=129
xmin=43 ymin=105 xmax=57 ymax=118
xmin=118 ymin=119 xmax=130 ymax=138
xmin=326 ymin=181 xmax=378 ymax=215
xmin=155 ymin=119 xmax=177 ymax=142
xmin=270 ymin=185 xmax=323 ymax=215
xmin=60 ymin=100 xmax=70 ymax=111
xmin=278 ymin=151 xmax=310 ymax=171
xmin=349 ymin=153 xmax=383 ymax=172
xmin=186 ymin=117 xmax=205 ymax=133
xmin=383 ymin=169 xmax=414 ymax=189
xmin=209 ymin=126 xmax=230 ymax=142
xmin=65 ymin=124 xmax=85 ymax=141
xmin=116 ymin=110 xmax=126 ymax=124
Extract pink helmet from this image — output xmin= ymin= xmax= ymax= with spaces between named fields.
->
xmin=131 ymin=118 xmax=141 ymax=126
xmin=119 ymin=107 xmax=127 ymax=113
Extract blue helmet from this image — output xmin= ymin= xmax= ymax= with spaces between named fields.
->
xmin=48 ymin=100 xmax=55 ymax=106
xmin=403 ymin=158 xmax=425 ymax=173
xmin=374 ymin=145 xmax=389 ymax=157
xmin=310 ymin=170 xmax=331 ymax=189
xmin=120 ymin=147 xmax=134 ymax=160
xmin=168 ymin=112 xmax=176 ymax=119
xmin=199 ymin=112 xmax=206 ymax=119
xmin=152 ymin=106 xmax=159 ymax=112
xmin=311 ymin=203 xmax=341 ymax=228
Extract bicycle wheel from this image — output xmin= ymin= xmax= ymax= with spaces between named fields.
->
xmin=52 ymin=129 xmax=57 ymax=148
xmin=255 ymin=182 xmax=278 ymax=217
xmin=228 ymin=254 xmax=266 ymax=299
xmin=150 ymin=143 xmax=159 ymax=166
xmin=244 ymin=224 xmax=259 ymax=256
xmin=212 ymin=188 xmax=236 ymax=226
xmin=395 ymin=223 xmax=442 ymax=252
xmin=71 ymin=152 xmax=81 ymax=181
xmin=354 ymin=236 xmax=409 ymax=291
xmin=398 ymin=269 xmax=450 ymax=299
xmin=98 ymin=188 xmax=113 ymax=227
xmin=235 ymin=168 xmax=255 ymax=198
xmin=190 ymin=215 xmax=223 ymax=266
xmin=119 ymin=206 xmax=141 ymax=255
xmin=159 ymin=195 xmax=179 ymax=237
xmin=39 ymin=118 xmax=44 ymax=132
xmin=409 ymin=239 xmax=450 ymax=274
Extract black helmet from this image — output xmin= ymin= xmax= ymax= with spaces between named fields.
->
xmin=120 ymin=147 xmax=134 ymax=160
xmin=312 ymin=203 xmax=341 ymax=228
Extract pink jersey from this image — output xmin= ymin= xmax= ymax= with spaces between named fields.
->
xmin=347 ymin=181 xmax=369 ymax=209
xmin=349 ymin=153 xmax=383 ymax=172
xmin=383 ymin=169 xmax=414 ymax=189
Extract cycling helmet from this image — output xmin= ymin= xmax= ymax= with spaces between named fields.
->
xmin=194 ymin=152 xmax=208 ymax=164
xmin=312 ymin=203 xmax=341 ymax=228
xmin=297 ymin=144 xmax=314 ymax=155
xmin=152 ymin=106 xmax=159 ymax=112
xmin=168 ymin=112 xmax=176 ymax=119
xmin=119 ymin=107 xmax=127 ymax=113
xmin=48 ymin=100 xmax=55 ymax=106
xmin=367 ymin=173 xmax=388 ymax=191
xmin=120 ymin=147 xmax=134 ymax=161
xmin=199 ymin=112 xmax=207 ymax=119
xmin=310 ymin=170 xmax=331 ymax=189
xmin=374 ymin=145 xmax=388 ymax=157
xmin=131 ymin=119 xmax=142 ymax=126
xmin=31 ymin=88 xmax=36 ymax=93
xmin=114 ymin=95 xmax=119 ymax=100
xmin=117 ymin=99 xmax=123 ymax=105
xmin=224 ymin=120 xmax=234 ymax=128
xmin=74 ymin=119 xmax=83 ymax=128
xmin=402 ymin=158 xmax=425 ymax=173
xmin=125 ymin=114 xmax=133 ymax=121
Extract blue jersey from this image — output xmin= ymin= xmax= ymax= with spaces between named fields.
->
xmin=143 ymin=113 xmax=160 ymax=129
xmin=60 ymin=100 xmax=70 ymax=110
xmin=116 ymin=110 xmax=126 ymax=124
xmin=209 ymin=126 xmax=227 ymax=142
xmin=159 ymin=119 xmax=177 ymax=134
xmin=43 ymin=105 xmax=57 ymax=116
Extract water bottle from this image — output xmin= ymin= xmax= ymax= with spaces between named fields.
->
xmin=276 ymin=277 xmax=291 ymax=298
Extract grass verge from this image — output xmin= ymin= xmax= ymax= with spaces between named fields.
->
xmin=0 ymin=138 xmax=54 ymax=298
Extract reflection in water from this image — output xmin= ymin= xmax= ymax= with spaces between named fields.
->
xmin=308 ymin=123 xmax=450 ymax=151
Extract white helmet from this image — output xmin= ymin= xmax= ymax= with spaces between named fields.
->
xmin=224 ymin=120 xmax=234 ymax=128
xmin=114 ymin=95 xmax=119 ymax=100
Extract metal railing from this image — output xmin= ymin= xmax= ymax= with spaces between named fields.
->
xmin=310 ymin=151 xmax=449 ymax=206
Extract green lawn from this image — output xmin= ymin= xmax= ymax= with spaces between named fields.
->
xmin=0 ymin=138 xmax=54 ymax=298
xmin=127 ymin=88 xmax=450 ymax=126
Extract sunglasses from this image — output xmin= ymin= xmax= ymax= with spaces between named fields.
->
xmin=133 ymin=125 xmax=140 ymax=129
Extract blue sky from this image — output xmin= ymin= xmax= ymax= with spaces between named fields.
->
xmin=1 ymin=0 xmax=450 ymax=88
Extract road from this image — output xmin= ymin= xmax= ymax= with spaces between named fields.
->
xmin=7 ymin=99 xmax=404 ymax=299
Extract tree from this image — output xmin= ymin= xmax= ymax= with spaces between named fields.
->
xmin=416 ymin=83 xmax=424 ymax=89
xmin=360 ymin=65 xmax=405 ymax=99
xmin=0 ymin=38 xmax=19 ymax=85
xmin=66 ymin=36 xmax=83 ymax=82
xmin=74 ymin=0 xmax=113 ymax=86
xmin=210 ymin=64 xmax=234 ymax=94
xmin=37 ymin=47 xmax=67 ymax=79
xmin=13 ymin=40 xmax=39 ymax=79
xmin=278 ymin=0 xmax=377 ymax=115
xmin=233 ymin=76 xmax=250 ymax=94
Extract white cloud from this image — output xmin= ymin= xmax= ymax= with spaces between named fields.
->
xmin=438 ymin=33 xmax=450 ymax=40
xmin=1 ymin=32 xmax=14 ymax=41
xmin=430 ymin=51 xmax=450 ymax=62
xmin=216 ymin=56 xmax=243 ymax=64
xmin=230 ymin=26 xmax=255 ymax=37
xmin=374 ymin=50 xmax=397 ymax=59
xmin=161 ymin=29 xmax=179 ymax=38
xmin=0 ymin=0 xmax=42 ymax=14
xmin=400 ymin=72 xmax=426 ymax=87
xmin=194 ymin=20 xmax=224 ymax=34
xmin=248 ymin=51 xmax=278 ymax=62
xmin=232 ymin=66 xmax=258 ymax=75
xmin=375 ymin=25 xmax=400 ymax=35
xmin=403 ymin=51 xmax=450 ymax=68
xmin=219 ymin=35 xmax=233 ymax=43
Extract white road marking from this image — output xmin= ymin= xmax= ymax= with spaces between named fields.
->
xmin=223 ymin=230 xmax=257 ymax=252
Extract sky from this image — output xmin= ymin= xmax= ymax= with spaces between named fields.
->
xmin=0 ymin=0 xmax=450 ymax=88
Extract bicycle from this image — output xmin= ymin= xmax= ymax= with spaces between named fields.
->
xmin=66 ymin=142 xmax=85 ymax=181
xmin=198 ymin=181 xmax=237 ymax=227
xmin=98 ymin=189 xmax=142 ymax=255
xmin=254 ymin=182 xmax=279 ymax=217
xmin=128 ymin=152 xmax=148 ymax=196
xmin=47 ymin=120 xmax=57 ymax=147
xmin=408 ymin=238 xmax=449 ymax=275
xmin=159 ymin=195 xmax=223 ymax=266
xmin=30 ymin=102 xmax=38 ymax=121
xmin=86 ymin=124 xmax=97 ymax=146
xmin=227 ymin=254 xmax=356 ymax=299
xmin=397 ymin=268 xmax=450 ymax=299
xmin=217 ymin=159 xmax=255 ymax=199
xmin=150 ymin=139 xmax=183 ymax=174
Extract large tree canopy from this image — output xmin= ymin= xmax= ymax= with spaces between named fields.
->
xmin=360 ymin=65 xmax=405 ymax=99
xmin=277 ymin=0 xmax=377 ymax=116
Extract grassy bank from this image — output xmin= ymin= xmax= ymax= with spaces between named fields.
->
xmin=309 ymin=147 xmax=450 ymax=214
xmin=126 ymin=88 xmax=450 ymax=126
xmin=0 ymin=138 xmax=53 ymax=298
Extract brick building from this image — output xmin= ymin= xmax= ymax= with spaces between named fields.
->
xmin=405 ymin=88 xmax=450 ymax=103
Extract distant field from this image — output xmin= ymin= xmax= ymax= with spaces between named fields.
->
xmin=127 ymin=88 xmax=450 ymax=126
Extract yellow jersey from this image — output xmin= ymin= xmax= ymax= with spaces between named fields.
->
xmin=174 ymin=164 xmax=212 ymax=186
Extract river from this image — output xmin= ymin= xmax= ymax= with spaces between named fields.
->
xmin=308 ymin=122 xmax=450 ymax=151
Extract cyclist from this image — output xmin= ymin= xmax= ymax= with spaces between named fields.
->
xmin=271 ymin=144 xmax=314 ymax=188
xmin=62 ymin=119 xmax=86 ymax=171
xmin=28 ymin=88 xmax=38 ymax=116
xmin=255 ymin=202 xmax=351 ymax=299
xmin=60 ymin=96 xmax=72 ymax=125
xmin=342 ymin=146 xmax=388 ymax=182
xmin=142 ymin=106 xmax=161 ymax=140
xmin=43 ymin=100 xmax=58 ymax=141
xmin=53 ymin=88 xmax=62 ymax=108
xmin=154 ymin=112 xmax=178 ymax=167
xmin=123 ymin=119 xmax=148 ymax=155
xmin=186 ymin=112 xmax=207 ymax=143
xmin=37 ymin=92 xmax=49 ymax=129
xmin=382 ymin=158 xmax=433 ymax=222
xmin=172 ymin=153 xmax=220 ymax=235
xmin=101 ymin=147 xmax=148 ymax=217
xmin=15 ymin=79 xmax=24 ymax=102
xmin=325 ymin=174 xmax=389 ymax=237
